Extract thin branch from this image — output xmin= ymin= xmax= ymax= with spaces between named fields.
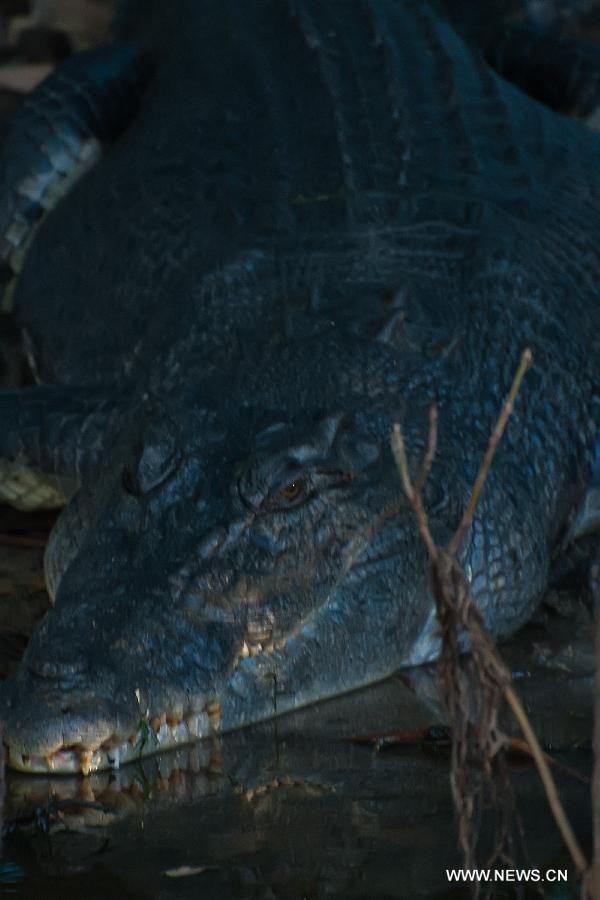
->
xmin=447 ymin=348 xmax=533 ymax=556
xmin=505 ymin=685 xmax=587 ymax=875
xmin=391 ymin=423 xmax=437 ymax=559
xmin=415 ymin=403 xmax=438 ymax=494
xmin=391 ymin=422 xmax=414 ymax=503
xmin=391 ymin=345 xmax=588 ymax=880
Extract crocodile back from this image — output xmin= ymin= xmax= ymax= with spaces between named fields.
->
xmin=13 ymin=0 xmax=600 ymax=384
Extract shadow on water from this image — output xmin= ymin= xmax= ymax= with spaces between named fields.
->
xmin=0 ymin=592 xmax=595 ymax=899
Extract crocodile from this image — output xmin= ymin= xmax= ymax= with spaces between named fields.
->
xmin=0 ymin=0 xmax=599 ymax=775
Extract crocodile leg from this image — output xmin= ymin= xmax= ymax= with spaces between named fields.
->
xmin=0 ymin=42 xmax=154 ymax=505
xmin=0 ymin=42 xmax=154 ymax=310
xmin=0 ymin=384 xmax=123 ymax=510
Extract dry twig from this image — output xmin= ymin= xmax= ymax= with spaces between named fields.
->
xmin=392 ymin=347 xmax=588 ymax=881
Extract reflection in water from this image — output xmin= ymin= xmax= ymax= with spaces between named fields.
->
xmin=0 ymin=859 xmax=24 ymax=891
xmin=0 ymin=600 xmax=595 ymax=899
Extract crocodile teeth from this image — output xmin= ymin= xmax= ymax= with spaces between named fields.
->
xmin=205 ymin=701 xmax=221 ymax=730
xmin=5 ymin=704 xmax=217 ymax=774
xmin=187 ymin=712 xmax=210 ymax=738
xmin=156 ymin=722 xmax=170 ymax=745
xmin=151 ymin=713 xmax=166 ymax=732
xmin=166 ymin=712 xmax=182 ymax=728
xmin=78 ymin=749 xmax=94 ymax=776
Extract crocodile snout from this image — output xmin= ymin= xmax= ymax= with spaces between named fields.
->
xmin=0 ymin=667 xmax=137 ymax=773
xmin=0 ymin=656 xmax=222 ymax=775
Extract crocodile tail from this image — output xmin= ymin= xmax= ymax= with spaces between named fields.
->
xmin=0 ymin=43 xmax=155 ymax=312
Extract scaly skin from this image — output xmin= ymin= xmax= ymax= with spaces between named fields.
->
xmin=0 ymin=0 xmax=599 ymax=773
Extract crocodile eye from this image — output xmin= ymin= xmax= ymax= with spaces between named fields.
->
xmin=269 ymin=477 xmax=310 ymax=510
xmin=282 ymin=479 xmax=303 ymax=502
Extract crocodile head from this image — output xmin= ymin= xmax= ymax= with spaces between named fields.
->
xmin=0 ymin=334 xmax=450 ymax=774
xmin=0 ymin=330 xmax=551 ymax=775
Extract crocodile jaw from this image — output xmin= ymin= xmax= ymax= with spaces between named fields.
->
xmin=5 ymin=707 xmax=219 ymax=775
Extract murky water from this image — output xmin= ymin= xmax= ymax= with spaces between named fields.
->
xmin=1 ymin=595 xmax=594 ymax=899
